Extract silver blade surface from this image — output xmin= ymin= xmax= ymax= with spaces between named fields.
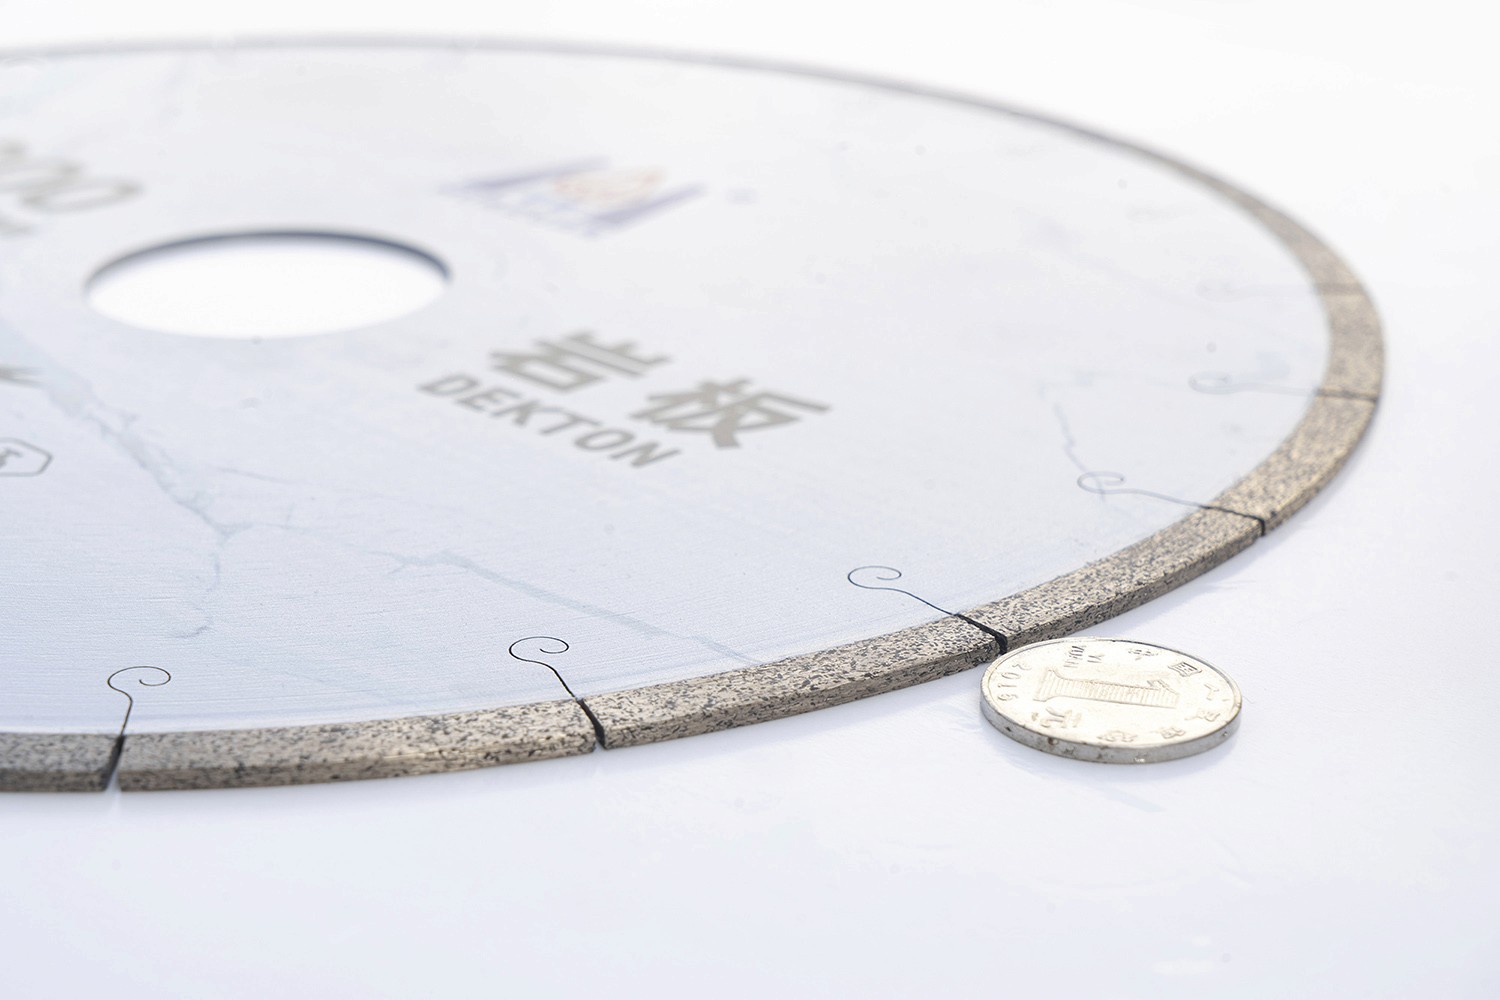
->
xmin=0 ymin=43 xmax=1335 ymax=743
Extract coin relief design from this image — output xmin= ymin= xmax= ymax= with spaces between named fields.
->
xmin=981 ymin=637 xmax=1241 ymax=763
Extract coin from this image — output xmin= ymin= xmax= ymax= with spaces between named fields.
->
xmin=980 ymin=637 xmax=1241 ymax=763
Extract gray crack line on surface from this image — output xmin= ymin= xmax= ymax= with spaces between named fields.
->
xmin=2 ymin=319 xmax=756 ymax=669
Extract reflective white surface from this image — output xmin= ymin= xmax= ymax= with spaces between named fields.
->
xmin=1 ymin=2 xmax=1495 ymax=997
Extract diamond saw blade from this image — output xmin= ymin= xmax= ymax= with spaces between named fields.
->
xmin=0 ymin=40 xmax=1380 ymax=790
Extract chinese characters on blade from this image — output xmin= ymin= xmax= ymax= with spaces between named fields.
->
xmin=488 ymin=332 xmax=828 ymax=450
xmin=418 ymin=330 xmax=829 ymax=468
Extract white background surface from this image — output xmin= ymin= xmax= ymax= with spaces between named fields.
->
xmin=2 ymin=2 xmax=1496 ymax=996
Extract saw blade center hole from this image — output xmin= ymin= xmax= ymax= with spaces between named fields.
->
xmin=85 ymin=231 xmax=449 ymax=339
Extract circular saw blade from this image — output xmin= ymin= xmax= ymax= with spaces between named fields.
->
xmin=0 ymin=40 xmax=1379 ymax=790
